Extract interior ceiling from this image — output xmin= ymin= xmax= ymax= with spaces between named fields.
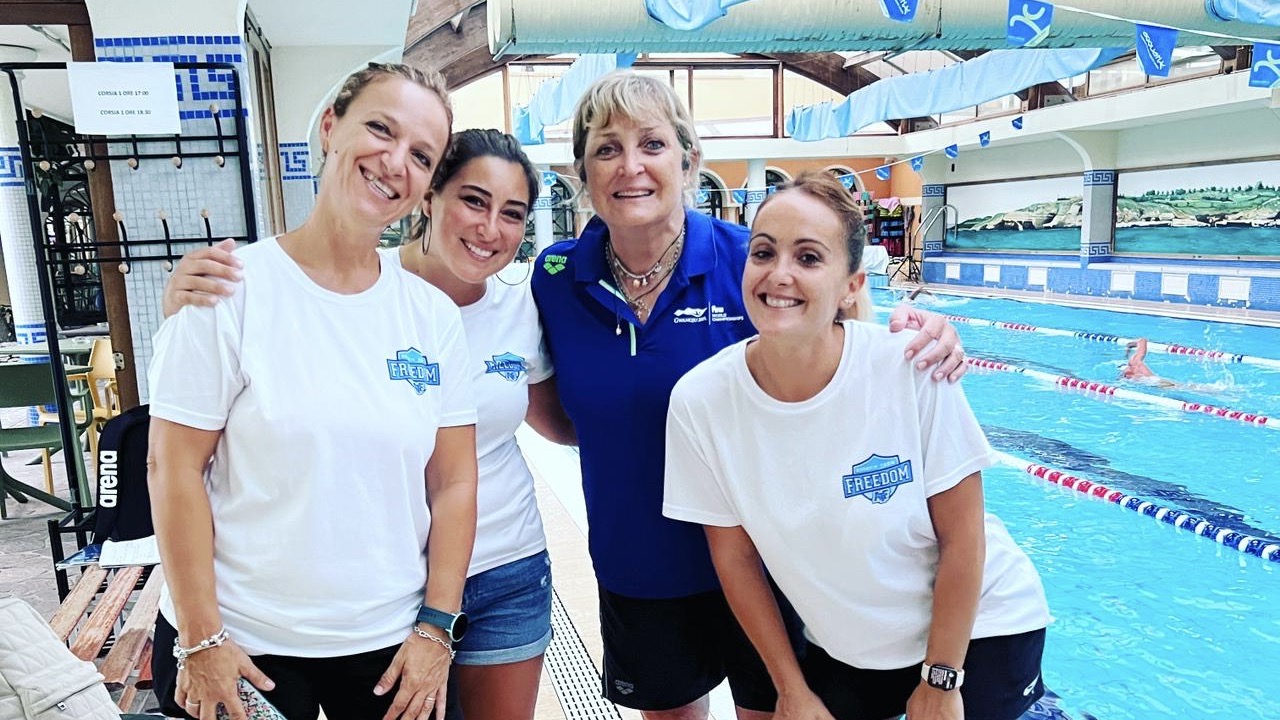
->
xmin=0 ymin=24 xmax=74 ymax=122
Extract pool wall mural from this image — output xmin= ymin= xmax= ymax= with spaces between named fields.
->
xmin=947 ymin=160 xmax=1280 ymax=256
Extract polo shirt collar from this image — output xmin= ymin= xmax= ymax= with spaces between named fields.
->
xmin=572 ymin=208 xmax=719 ymax=284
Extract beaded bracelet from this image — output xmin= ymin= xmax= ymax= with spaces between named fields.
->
xmin=173 ymin=628 xmax=228 ymax=670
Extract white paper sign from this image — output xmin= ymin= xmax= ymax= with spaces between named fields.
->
xmin=67 ymin=61 xmax=180 ymax=135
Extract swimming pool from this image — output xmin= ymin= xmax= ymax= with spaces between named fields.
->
xmin=873 ymin=289 xmax=1280 ymax=720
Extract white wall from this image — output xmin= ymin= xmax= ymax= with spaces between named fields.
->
xmin=87 ymin=0 xmax=243 ymax=36
xmin=271 ymin=45 xmax=401 ymax=141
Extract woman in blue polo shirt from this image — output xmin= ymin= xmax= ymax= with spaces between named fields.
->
xmin=531 ymin=71 xmax=968 ymax=720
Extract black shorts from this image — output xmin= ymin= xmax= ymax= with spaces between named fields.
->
xmin=598 ymin=585 xmax=804 ymax=712
xmin=803 ymin=628 xmax=1047 ymax=720
xmin=153 ymin=615 xmax=402 ymax=720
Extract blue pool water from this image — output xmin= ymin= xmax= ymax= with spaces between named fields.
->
xmin=873 ymin=289 xmax=1280 ymax=720
xmin=947 ymin=226 xmax=1280 ymax=256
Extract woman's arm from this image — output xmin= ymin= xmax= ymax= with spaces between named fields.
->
xmin=906 ymin=471 xmax=986 ymax=720
xmin=705 ymin=525 xmax=836 ymax=720
xmin=525 ymin=378 xmax=577 ymax=445
xmin=148 ymin=419 xmax=273 ymax=720
xmin=887 ymin=305 xmax=967 ymax=382
xmin=376 ymin=424 xmax=478 ymax=720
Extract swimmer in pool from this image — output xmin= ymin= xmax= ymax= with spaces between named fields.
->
xmin=1121 ymin=338 xmax=1178 ymax=388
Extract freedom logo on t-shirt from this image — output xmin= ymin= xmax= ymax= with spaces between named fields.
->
xmin=484 ymin=352 xmax=527 ymax=382
xmin=387 ymin=347 xmax=440 ymax=394
xmin=842 ymin=454 xmax=914 ymax=504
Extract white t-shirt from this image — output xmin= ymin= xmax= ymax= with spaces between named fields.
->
xmin=149 ymin=238 xmax=476 ymax=657
xmin=384 ymin=250 xmax=551 ymax=575
xmin=663 ymin=321 xmax=1051 ymax=670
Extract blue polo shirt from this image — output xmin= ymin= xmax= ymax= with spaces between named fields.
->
xmin=532 ymin=209 xmax=755 ymax=599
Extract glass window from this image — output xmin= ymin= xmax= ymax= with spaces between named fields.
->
xmin=1166 ymin=46 xmax=1222 ymax=79
xmin=1087 ymin=58 xmax=1148 ymax=95
xmin=691 ymin=67 xmax=774 ymax=137
xmin=977 ymin=94 xmax=1023 ymax=117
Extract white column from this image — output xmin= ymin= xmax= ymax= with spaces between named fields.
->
xmin=744 ymin=158 xmax=766 ymax=227
xmin=533 ymin=167 xmax=555 ymax=254
xmin=0 ymin=73 xmax=46 ymax=344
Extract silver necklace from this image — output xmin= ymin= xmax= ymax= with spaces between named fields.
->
xmin=607 ymin=223 xmax=686 ymax=288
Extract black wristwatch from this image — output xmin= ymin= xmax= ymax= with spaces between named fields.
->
xmin=921 ymin=662 xmax=965 ymax=691
xmin=416 ymin=606 xmax=469 ymax=643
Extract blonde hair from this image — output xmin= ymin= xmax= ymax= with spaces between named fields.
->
xmin=320 ymin=63 xmax=453 ymax=176
xmin=571 ymin=71 xmax=701 ymax=189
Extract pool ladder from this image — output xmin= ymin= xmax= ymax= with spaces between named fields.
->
xmin=893 ymin=203 xmax=958 ymax=284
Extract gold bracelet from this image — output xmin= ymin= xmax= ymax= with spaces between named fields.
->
xmin=412 ymin=625 xmax=456 ymax=660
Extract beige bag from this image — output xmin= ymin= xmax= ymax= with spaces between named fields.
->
xmin=0 ymin=598 xmax=121 ymax=719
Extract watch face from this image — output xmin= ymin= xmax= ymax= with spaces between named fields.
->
xmin=928 ymin=665 xmax=957 ymax=690
xmin=450 ymin=612 xmax=469 ymax=642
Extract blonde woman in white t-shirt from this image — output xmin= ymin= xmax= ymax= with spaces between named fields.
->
xmin=149 ymin=64 xmax=478 ymax=720
xmin=663 ymin=171 xmax=1051 ymax=720
xmin=162 ymin=129 xmax=575 ymax=720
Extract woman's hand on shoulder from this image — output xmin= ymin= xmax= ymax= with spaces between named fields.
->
xmin=174 ymin=639 xmax=274 ymax=720
xmin=162 ymin=238 xmax=244 ymax=318
xmin=376 ymin=628 xmax=453 ymax=720
xmin=905 ymin=682 xmax=964 ymax=720
xmin=887 ymin=303 xmax=967 ymax=383
xmin=775 ymin=686 xmax=838 ymax=720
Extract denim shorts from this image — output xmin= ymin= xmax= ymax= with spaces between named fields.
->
xmin=454 ymin=549 xmax=553 ymax=666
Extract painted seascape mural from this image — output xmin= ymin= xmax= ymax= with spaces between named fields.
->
xmin=947 ymin=160 xmax=1280 ymax=256
xmin=1114 ymin=160 xmax=1280 ymax=256
xmin=948 ymin=176 xmax=1084 ymax=252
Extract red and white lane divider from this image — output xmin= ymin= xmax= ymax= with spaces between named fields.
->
xmin=965 ymin=357 xmax=1275 ymax=429
xmin=993 ymin=451 xmax=1280 ymax=563
xmin=943 ymin=313 xmax=1280 ymax=371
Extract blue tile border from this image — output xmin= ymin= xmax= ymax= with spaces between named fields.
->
xmin=1083 ymin=169 xmax=1116 ymax=186
xmin=0 ymin=146 xmax=24 ymax=187
xmin=922 ymin=184 xmax=946 ymax=198
xmin=95 ymin=35 xmax=243 ymax=48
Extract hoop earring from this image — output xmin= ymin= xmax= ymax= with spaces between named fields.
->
xmin=496 ymin=258 xmax=534 ymax=286
xmin=419 ymin=216 xmax=432 ymax=256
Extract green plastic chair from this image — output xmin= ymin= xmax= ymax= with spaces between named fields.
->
xmin=0 ymin=362 xmax=95 ymax=519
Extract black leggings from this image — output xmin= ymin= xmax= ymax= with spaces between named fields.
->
xmin=152 ymin=615 xmax=403 ymax=720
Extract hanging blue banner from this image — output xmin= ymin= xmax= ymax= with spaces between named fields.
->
xmin=1250 ymin=42 xmax=1280 ymax=88
xmin=879 ymin=0 xmax=919 ymax=23
xmin=731 ymin=189 xmax=747 ymax=204
xmin=944 ymin=144 xmax=959 ymax=159
xmin=1006 ymin=0 xmax=1054 ymax=48
xmin=1135 ymin=24 xmax=1178 ymax=78
xmin=696 ymin=188 xmax=710 ymax=204
xmin=838 ymin=174 xmax=856 ymax=189
xmin=1012 ymin=115 xmax=1024 ymax=130
xmin=910 ymin=156 xmax=924 ymax=172
xmin=979 ymin=131 xmax=991 ymax=147
xmin=645 ymin=0 xmax=757 ymax=31
xmin=875 ymin=166 xmax=891 ymax=181
xmin=1206 ymin=0 xmax=1280 ymax=26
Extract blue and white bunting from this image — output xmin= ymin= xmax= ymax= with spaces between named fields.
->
xmin=875 ymin=166 xmax=891 ymax=181
xmin=979 ymin=131 xmax=992 ymax=147
xmin=1006 ymin=0 xmax=1054 ymax=48
xmin=696 ymin=188 xmax=710 ymax=204
xmin=1250 ymin=42 xmax=1280 ymax=89
xmin=1135 ymin=23 xmax=1178 ymax=78
xmin=838 ymin=174 xmax=856 ymax=190
xmin=910 ymin=156 xmax=925 ymax=172
xmin=731 ymin=189 xmax=747 ymax=205
xmin=1012 ymin=115 xmax=1024 ymax=130
xmin=878 ymin=0 xmax=919 ymax=24
xmin=945 ymin=144 xmax=960 ymax=159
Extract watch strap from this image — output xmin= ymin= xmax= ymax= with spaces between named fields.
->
xmin=921 ymin=662 xmax=965 ymax=690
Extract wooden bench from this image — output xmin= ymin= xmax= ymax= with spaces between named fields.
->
xmin=48 ymin=564 xmax=164 ymax=714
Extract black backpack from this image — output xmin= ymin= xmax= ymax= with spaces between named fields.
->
xmin=91 ymin=404 xmax=154 ymax=543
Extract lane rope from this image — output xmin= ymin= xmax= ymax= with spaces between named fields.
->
xmin=965 ymin=356 xmax=1275 ymax=429
xmin=993 ymin=451 xmax=1280 ymax=564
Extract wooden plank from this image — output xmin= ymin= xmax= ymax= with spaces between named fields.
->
xmin=0 ymin=1 xmax=90 ymax=24
xmin=115 ymin=684 xmax=137 ymax=713
xmin=136 ymin=639 xmax=154 ymax=689
xmin=99 ymin=567 xmax=164 ymax=689
xmin=68 ymin=566 xmax=144 ymax=660
xmin=47 ymin=565 xmax=107 ymax=641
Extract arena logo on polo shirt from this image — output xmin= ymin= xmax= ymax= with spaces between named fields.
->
xmin=485 ymin=352 xmax=527 ymax=381
xmin=542 ymin=254 xmax=567 ymax=275
xmin=387 ymin=347 xmax=440 ymax=394
xmin=842 ymin=454 xmax=914 ymax=503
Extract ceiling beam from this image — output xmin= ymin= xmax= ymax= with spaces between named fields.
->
xmin=0 ymin=0 xmax=89 ymax=25
xmin=404 ymin=0 xmax=481 ymax=52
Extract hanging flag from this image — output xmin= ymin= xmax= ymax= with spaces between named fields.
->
xmin=875 ymin=166 xmax=892 ymax=181
xmin=1135 ymin=24 xmax=1178 ymax=78
xmin=945 ymin=144 xmax=959 ymax=159
xmin=1250 ymin=42 xmax=1280 ymax=88
xmin=696 ymin=188 xmax=710 ymax=204
xmin=645 ymin=0 xmax=757 ymax=31
xmin=979 ymin=131 xmax=991 ymax=147
xmin=910 ymin=156 xmax=925 ymax=172
xmin=878 ymin=0 xmax=919 ymax=23
xmin=731 ymin=189 xmax=747 ymax=204
xmin=1012 ymin=115 xmax=1024 ymax=130
xmin=1006 ymin=0 xmax=1054 ymax=48
xmin=838 ymin=174 xmax=856 ymax=189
